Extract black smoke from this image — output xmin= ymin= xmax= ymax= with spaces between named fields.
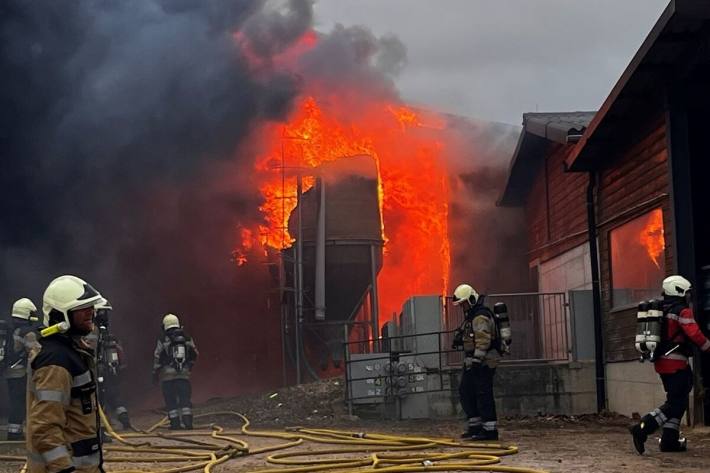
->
xmin=0 ymin=0 xmax=314 ymax=403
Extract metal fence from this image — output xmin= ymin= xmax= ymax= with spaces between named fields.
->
xmin=442 ymin=292 xmax=570 ymax=363
xmin=343 ymin=292 xmax=572 ymax=407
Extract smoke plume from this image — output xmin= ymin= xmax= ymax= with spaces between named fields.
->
xmin=0 ymin=0 xmax=312 ymax=402
xmin=1 ymin=0 xmax=525 ymax=406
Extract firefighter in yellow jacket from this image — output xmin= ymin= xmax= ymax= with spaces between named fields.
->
xmin=4 ymin=298 xmax=40 ymax=440
xmin=27 ymin=275 xmax=105 ymax=473
xmin=452 ymin=283 xmax=500 ymax=441
xmin=152 ymin=314 xmax=198 ymax=430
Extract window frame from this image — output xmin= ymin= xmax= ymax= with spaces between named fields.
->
xmin=608 ymin=207 xmax=666 ymax=310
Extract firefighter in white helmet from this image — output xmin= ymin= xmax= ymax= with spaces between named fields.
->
xmin=152 ymin=313 xmax=198 ymax=430
xmin=83 ymin=299 xmax=132 ymax=433
xmin=451 ymin=283 xmax=500 ymax=441
xmin=3 ymin=298 xmax=40 ymax=440
xmin=27 ymin=275 xmax=105 ymax=473
xmin=630 ymin=275 xmax=710 ymax=454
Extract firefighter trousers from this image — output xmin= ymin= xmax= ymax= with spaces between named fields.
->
xmin=459 ymin=364 xmax=497 ymax=430
xmin=641 ymin=367 xmax=693 ymax=444
xmin=99 ymin=375 xmax=129 ymax=423
xmin=161 ymin=379 xmax=193 ymax=427
xmin=6 ymin=376 xmax=27 ymax=436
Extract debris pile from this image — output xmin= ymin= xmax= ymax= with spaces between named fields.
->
xmin=198 ymin=378 xmax=349 ymax=426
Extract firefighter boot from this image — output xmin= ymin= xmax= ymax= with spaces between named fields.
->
xmin=629 ymin=414 xmax=659 ymax=455
xmin=118 ymin=411 xmax=132 ymax=431
xmin=182 ymin=414 xmax=194 ymax=430
xmin=659 ymin=427 xmax=687 ymax=452
xmin=659 ymin=437 xmax=688 ymax=452
xmin=469 ymin=429 xmax=499 ymax=441
xmin=460 ymin=418 xmax=482 ymax=439
xmin=6 ymin=432 xmax=24 ymax=441
xmin=7 ymin=424 xmax=23 ymax=441
xmin=169 ymin=417 xmax=182 ymax=430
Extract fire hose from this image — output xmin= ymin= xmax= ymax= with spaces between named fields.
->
xmin=0 ymin=410 xmax=550 ymax=473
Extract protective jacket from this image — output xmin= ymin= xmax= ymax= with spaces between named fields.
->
xmin=456 ymin=302 xmax=499 ymax=368
xmin=153 ymin=328 xmax=198 ymax=382
xmin=5 ymin=319 xmax=40 ymax=379
xmin=655 ymin=298 xmax=710 ymax=374
xmin=26 ymin=335 xmax=102 ymax=473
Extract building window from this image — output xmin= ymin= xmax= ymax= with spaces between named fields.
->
xmin=610 ymin=208 xmax=665 ymax=308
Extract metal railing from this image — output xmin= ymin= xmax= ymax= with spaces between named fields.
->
xmin=443 ymin=292 xmax=570 ymax=363
xmin=343 ymin=292 xmax=572 ymax=408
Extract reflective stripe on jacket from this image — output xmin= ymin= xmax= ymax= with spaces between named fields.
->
xmin=656 ymin=304 xmax=710 ymax=374
xmin=460 ymin=306 xmax=499 ymax=368
xmin=27 ymin=335 xmax=101 ymax=473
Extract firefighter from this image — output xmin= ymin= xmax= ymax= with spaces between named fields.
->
xmin=27 ymin=275 xmax=105 ymax=473
xmin=152 ymin=314 xmax=198 ymax=430
xmin=3 ymin=298 xmax=40 ymax=440
xmin=84 ymin=299 xmax=132 ymax=432
xmin=629 ymin=275 xmax=710 ymax=454
xmin=452 ymin=283 xmax=500 ymax=441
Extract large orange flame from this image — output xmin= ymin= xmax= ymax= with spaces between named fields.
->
xmin=639 ymin=208 xmax=665 ymax=269
xmin=246 ymin=95 xmax=450 ymax=326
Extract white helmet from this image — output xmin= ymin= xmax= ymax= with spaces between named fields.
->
xmin=452 ymin=284 xmax=479 ymax=306
xmin=662 ymin=275 xmax=692 ymax=297
xmin=163 ymin=314 xmax=180 ymax=331
xmin=12 ymin=298 xmax=37 ymax=321
xmin=96 ymin=299 xmax=112 ymax=311
xmin=42 ymin=275 xmax=104 ymax=329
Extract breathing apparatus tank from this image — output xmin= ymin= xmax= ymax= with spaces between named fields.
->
xmin=171 ymin=334 xmax=188 ymax=371
xmin=101 ymin=332 xmax=121 ymax=376
xmin=635 ymin=299 xmax=663 ymax=361
xmin=493 ymin=302 xmax=512 ymax=354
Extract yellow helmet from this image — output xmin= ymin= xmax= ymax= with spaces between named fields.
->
xmin=452 ymin=284 xmax=479 ymax=306
xmin=162 ymin=313 xmax=180 ymax=331
xmin=11 ymin=298 xmax=37 ymax=321
xmin=42 ymin=275 xmax=103 ymax=330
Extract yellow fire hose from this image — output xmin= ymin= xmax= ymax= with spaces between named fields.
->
xmin=0 ymin=409 xmax=549 ymax=473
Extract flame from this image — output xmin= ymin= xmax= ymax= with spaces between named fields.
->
xmin=246 ymin=96 xmax=450 ymax=326
xmin=639 ymin=208 xmax=665 ymax=269
xmin=232 ymin=226 xmax=257 ymax=266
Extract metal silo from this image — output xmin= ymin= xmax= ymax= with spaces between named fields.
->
xmin=283 ymin=155 xmax=384 ymax=380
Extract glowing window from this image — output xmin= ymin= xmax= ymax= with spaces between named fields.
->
xmin=610 ymin=208 xmax=665 ymax=308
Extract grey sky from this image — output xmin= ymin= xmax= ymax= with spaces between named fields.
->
xmin=314 ymin=0 xmax=669 ymax=125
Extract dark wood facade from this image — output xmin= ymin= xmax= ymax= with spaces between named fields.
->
xmin=525 ymin=143 xmax=589 ymax=265
xmin=595 ymin=114 xmax=674 ymax=362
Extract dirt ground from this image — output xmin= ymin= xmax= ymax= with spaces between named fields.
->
xmin=1 ymin=416 xmax=709 ymax=472
xmin=1 ymin=380 xmax=709 ymax=472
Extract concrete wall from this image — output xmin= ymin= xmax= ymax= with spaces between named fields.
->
xmin=494 ymin=361 xmax=597 ymax=416
xmin=538 ymin=243 xmax=593 ymax=293
xmin=606 ymin=360 xmax=667 ymax=417
xmin=418 ymin=361 xmax=598 ymax=419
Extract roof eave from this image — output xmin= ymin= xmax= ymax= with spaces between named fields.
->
xmin=565 ymin=0 xmax=680 ymax=171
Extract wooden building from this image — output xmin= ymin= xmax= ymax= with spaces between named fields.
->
xmin=499 ymin=0 xmax=710 ymax=424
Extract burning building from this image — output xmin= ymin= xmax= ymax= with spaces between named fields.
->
xmin=0 ymin=0 xmax=524 ymax=403
xmin=237 ymin=96 xmax=524 ymax=382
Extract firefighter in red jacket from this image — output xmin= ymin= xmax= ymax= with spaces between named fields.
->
xmin=630 ymin=275 xmax=710 ymax=454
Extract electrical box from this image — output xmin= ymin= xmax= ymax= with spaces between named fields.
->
xmin=399 ymin=296 xmax=444 ymax=369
